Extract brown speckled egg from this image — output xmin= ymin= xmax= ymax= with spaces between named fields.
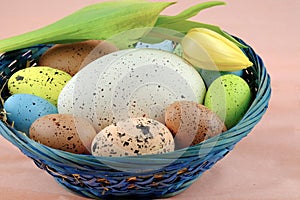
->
xmin=29 ymin=114 xmax=97 ymax=154
xmin=165 ymin=101 xmax=227 ymax=149
xmin=91 ymin=117 xmax=175 ymax=157
xmin=38 ymin=40 xmax=118 ymax=75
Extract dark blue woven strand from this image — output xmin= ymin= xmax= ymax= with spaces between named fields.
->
xmin=0 ymin=37 xmax=271 ymax=199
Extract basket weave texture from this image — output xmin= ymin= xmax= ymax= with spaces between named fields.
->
xmin=0 ymin=37 xmax=271 ymax=199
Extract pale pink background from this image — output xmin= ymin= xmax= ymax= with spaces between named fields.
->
xmin=0 ymin=0 xmax=299 ymax=199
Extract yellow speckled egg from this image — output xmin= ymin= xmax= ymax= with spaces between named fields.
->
xmin=8 ymin=66 xmax=71 ymax=105
xmin=29 ymin=114 xmax=97 ymax=154
xmin=165 ymin=101 xmax=227 ymax=149
xmin=204 ymin=74 xmax=252 ymax=129
xmin=38 ymin=40 xmax=118 ymax=75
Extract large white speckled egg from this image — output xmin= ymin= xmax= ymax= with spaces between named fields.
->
xmin=91 ymin=117 xmax=175 ymax=157
xmin=58 ymin=48 xmax=206 ymax=131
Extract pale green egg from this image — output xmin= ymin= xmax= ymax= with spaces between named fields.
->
xmin=204 ymin=74 xmax=252 ymax=129
xmin=8 ymin=66 xmax=71 ymax=105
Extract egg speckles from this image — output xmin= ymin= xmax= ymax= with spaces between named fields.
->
xmin=29 ymin=114 xmax=97 ymax=154
xmin=38 ymin=40 xmax=118 ymax=76
xmin=165 ymin=101 xmax=227 ymax=149
xmin=8 ymin=66 xmax=71 ymax=105
xmin=58 ymin=49 xmax=206 ymax=131
xmin=204 ymin=74 xmax=252 ymax=129
xmin=91 ymin=117 xmax=175 ymax=157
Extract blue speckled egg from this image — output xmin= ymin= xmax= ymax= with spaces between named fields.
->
xmin=198 ymin=69 xmax=244 ymax=87
xmin=4 ymin=94 xmax=58 ymax=135
xmin=135 ymin=40 xmax=174 ymax=52
xmin=173 ymin=44 xmax=244 ymax=87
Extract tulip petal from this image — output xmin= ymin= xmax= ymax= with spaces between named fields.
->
xmin=181 ymin=28 xmax=253 ymax=71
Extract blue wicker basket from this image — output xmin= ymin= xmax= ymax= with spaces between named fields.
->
xmin=0 ymin=36 xmax=271 ymax=199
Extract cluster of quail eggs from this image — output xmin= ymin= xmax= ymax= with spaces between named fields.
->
xmin=3 ymin=39 xmax=252 ymax=157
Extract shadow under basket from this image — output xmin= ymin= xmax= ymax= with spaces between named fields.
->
xmin=0 ymin=37 xmax=271 ymax=199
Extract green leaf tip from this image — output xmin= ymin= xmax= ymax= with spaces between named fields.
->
xmin=161 ymin=1 xmax=225 ymax=21
xmin=155 ymin=1 xmax=248 ymax=48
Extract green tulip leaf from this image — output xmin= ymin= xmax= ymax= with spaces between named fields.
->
xmin=0 ymin=1 xmax=175 ymax=53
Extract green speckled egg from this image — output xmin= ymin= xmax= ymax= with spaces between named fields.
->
xmin=8 ymin=66 xmax=71 ymax=105
xmin=204 ymin=74 xmax=252 ymax=129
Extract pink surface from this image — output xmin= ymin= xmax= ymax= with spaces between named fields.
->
xmin=0 ymin=0 xmax=300 ymax=199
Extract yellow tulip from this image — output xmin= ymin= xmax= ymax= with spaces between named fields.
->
xmin=181 ymin=28 xmax=253 ymax=71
